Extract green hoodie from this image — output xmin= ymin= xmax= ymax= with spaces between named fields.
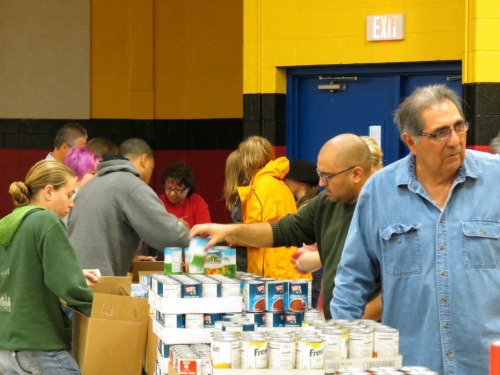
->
xmin=0 ymin=206 xmax=93 ymax=351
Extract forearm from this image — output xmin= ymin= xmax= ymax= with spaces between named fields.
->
xmin=226 ymin=223 xmax=274 ymax=248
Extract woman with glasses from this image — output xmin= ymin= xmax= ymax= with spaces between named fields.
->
xmin=159 ymin=161 xmax=211 ymax=229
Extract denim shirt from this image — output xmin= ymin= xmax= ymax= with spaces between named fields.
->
xmin=331 ymin=150 xmax=500 ymax=375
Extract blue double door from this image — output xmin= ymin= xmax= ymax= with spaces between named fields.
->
xmin=286 ymin=61 xmax=462 ymax=166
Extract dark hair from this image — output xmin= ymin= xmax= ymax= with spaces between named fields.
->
xmin=54 ymin=122 xmax=88 ymax=149
xmin=119 ymin=138 xmax=153 ymax=160
xmin=161 ymin=161 xmax=195 ymax=197
xmin=87 ymin=137 xmax=119 ymax=158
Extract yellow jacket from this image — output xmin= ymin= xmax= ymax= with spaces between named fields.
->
xmin=238 ymin=157 xmax=312 ymax=280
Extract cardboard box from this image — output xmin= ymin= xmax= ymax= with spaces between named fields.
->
xmin=72 ymin=277 xmax=150 ymax=375
xmin=131 ymin=261 xmax=165 ymax=282
xmin=144 ymin=314 xmax=159 ymax=375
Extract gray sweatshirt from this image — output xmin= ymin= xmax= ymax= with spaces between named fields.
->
xmin=68 ymin=158 xmax=190 ymax=276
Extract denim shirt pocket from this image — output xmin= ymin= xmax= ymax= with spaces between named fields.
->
xmin=462 ymin=219 xmax=500 ymax=269
xmin=379 ymin=223 xmax=422 ymax=277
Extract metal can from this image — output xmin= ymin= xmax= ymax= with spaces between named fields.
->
xmin=265 ymin=280 xmax=284 ymax=311
xmin=164 ymin=247 xmax=183 ymax=274
xmin=265 ymin=311 xmax=284 ymax=328
xmin=244 ymin=312 xmax=265 ymax=327
xmin=284 ymin=311 xmax=303 ymax=327
xmin=268 ymin=336 xmax=296 ymax=370
xmin=214 ymin=246 xmax=237 ymax=277
xmin=243 ymin=280 xmax=265 ymax=312
xmin=322 ymin=328 xmax=348 ymax=360
xmin=203 ymin=313 xmax=222 ymax=328
xmin=240 ymin=336 xmax=269 ymax=369
xmin=211 ymin=336 xmax=240 ymax=369
xmin=296 ymin=336 xmax=324 ymax=370
xmin=373 ymin=327 xmax=399 ymax=358
xmin=204 ymin=249 xmax=222 ymax=275
xmin=181 ymin=280 xmax=201 ymax=298
xmin=286 ymin=280 xmax=309 ymax=312
xmin=492 ymin=340 xmax=500 ymax=375
xmin=348 ymin=328 xmax=374 ymax=359
xmin=304 ymin=308 xmax=323 ymax=322
xmin=185 ymin=313 xmax=204 ymax=329
xmin=185 ymin=236 xmax=209 ymax=268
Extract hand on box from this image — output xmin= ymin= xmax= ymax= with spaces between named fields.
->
xmin=83 ymin=268 xmax=101 ymax=283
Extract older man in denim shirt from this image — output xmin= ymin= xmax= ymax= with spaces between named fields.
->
xmin=331 ymin=84 xmax=500 ymax=375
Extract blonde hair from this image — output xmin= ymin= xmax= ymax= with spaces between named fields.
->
xmin=9 ymin=160 xmax=76 ymax=208
xmin=237 ymin=136 xmax=275 ymax=181
xmin=223 ymin=150 xmax=249 ymax=210
xmin=361 ymin=136 xmax=384 ymax=172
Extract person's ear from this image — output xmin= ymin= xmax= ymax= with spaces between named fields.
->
xmin=402 ymin=132 xmax=417 ymax=155
xmin=352 ymin=166 xmax=363 ymax=183
xmin=43 ymin=185 xmax=54 ymax=201
xmin=140 ymin=153 xmax=149 ymax=168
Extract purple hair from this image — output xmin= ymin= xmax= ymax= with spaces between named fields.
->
xmin=64 ymin=147 xmax=101 ymax=181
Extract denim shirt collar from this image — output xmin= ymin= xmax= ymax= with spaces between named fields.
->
xmin=395 ymin=151 xmax=481 ymax=195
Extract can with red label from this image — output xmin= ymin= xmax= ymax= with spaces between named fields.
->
xmin=491 ymin=340 xmax=500 ymax=375
xmin=286 ymin=280 xmax=309 ymax=312
xmin=265 ymin=280 xmax=284 ymax=311
xmin=243 ymin=280 xmax=265 ymax=312
xmin=265 ymin=311 xmax=284 ymax=327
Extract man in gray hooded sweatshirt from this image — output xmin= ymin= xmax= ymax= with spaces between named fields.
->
xmin=68 ymin=138 xmax=190 ymax=276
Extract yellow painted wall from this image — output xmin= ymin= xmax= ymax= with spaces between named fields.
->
xmin=91 ymin=0 xmax=243 ymax=120
xmin=465 ymin=0 xmax=500 ymax=83
xmin=244 ymin=0 xmax=466 ymax=94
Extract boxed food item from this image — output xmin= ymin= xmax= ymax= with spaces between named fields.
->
xmin=72 ymin=277 xmax=150 ymax=375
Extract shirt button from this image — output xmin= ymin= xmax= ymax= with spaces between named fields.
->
xmin=439 ymin=218 xmax=444 ymax=223
xmin=444 ymin=322 xmax=449 ymax=329
xmin=441 ymin=270 xmax=446 ymax=276
xmin=440 ymin=245 xmax=445 ymax=250
xmin=446 ymin=350 xmax=451 ymax=356
xmin=397 ymin=239 xmax=401 ymax=244
xmin=482 ymin=228 xmax=487 ymax=234
xmin=442 ymin=296 xmax=447 ymax=302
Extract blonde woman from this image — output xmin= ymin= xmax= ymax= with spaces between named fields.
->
xmin=236 ymin=136 xmax=310 ymax=280
xmin=0 ymin=160 xmax=96 ymax=375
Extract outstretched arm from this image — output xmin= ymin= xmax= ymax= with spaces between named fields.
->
xmin=190 ymin=222 xmax=274 ymax=251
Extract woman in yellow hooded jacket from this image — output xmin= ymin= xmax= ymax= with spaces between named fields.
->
xmin=236 ymin=136 xmax=312 ymax=281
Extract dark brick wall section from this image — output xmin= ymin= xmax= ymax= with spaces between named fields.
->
xmin=463 ymin=83 xmax=500 ymax=147
xmin=243 ymin=93 xmax=286 ymax=146
xmin=0 ymin=118 xmax=243 ymax=151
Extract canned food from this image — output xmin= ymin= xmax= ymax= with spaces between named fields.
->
xmin=203 ymin=313 xmax=222 ymax=328
xmin=284 ymin=311 xmax=303 ymax=327
xmin=243 ymin=280 xmax=265 ymax=312
xmin=265 ymin=280 xmax=284 ymax=311
xmin=185 ymin=314 xmax=204 ymax=329
xmin=322 ymin=328 xmax=348 ymax=360
xmin=348 ymin=328 xmax=374 ymax=359
xmin=286 ymin=280 xmax=309 ymax=312
xmin=211 ymin=336 xmax=240 ymax=369
xmin=268 ymin=336 xmax=296 ymax=370
xmin=164 ymin=247 xmax=183 ymax=274
xmin=185 ymin=236 xmax=209 ymax=268
xmin=373 ymin=327 xmax=399 ymax=358
xmin=244 ymin=312 xmax=265 ymax=327
xmin=240 ymin=336 xmax=269 ymax=369
xmin=296 ymin=336 xmax=324 ymax=370
xmin=265 ymin=311 xmax=284 ymax=327
xmin=214 ymin=246 xmax=237 ymax=277
xmin=204 ymin=249 xmax=222 ymax=275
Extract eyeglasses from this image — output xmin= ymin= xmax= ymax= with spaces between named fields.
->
xmin=419 ymin=122 xmax=469 ymax=142
xmin=316 ymin=166 xmax=355 ymax=182
xmin=164 ymin=185 xmax=188 ymax=194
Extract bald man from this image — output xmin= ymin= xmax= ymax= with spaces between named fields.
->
xmin=190 ymin=134 xmax=381 ymax=320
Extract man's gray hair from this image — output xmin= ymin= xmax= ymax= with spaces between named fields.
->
xmin=394 ymin=84 xmax=464 ymax=139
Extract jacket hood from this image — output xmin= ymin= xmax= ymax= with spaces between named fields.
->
xmin=0 ymin=206 xmax=45 ymax=247
xmin=97 ymin=158 xmax=141 ymax=179
xmin=253 ymin=157 xmax=290 ymax=181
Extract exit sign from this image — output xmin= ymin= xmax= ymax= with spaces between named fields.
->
xmin=367 ymin=14 xmax=405 ymax=41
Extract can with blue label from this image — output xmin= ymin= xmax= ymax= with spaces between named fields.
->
xmin=265 ymin=311 xmax=284 ymax=327
xmin=243 ymin=280 xmax=265 ymax=312
xmin=244 ymin=312 xmax=265 ymax=327
xmin=203 ymin=313 xmax=222 ymax=328
xmin=164 ymin=247 xmax=183 ymax=274
xmin=286 ymin=280 xmax=309 ymax=312
xmin=284 ymin=311 xmax=303 ymax=327
xmin=265 ymin=280 xmax=284 ymax=311
xmin=180 ymin=280 xmax=201 ymax=298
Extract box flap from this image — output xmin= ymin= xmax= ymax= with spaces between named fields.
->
xmin=131 ymin=261 xmax=164 ymax=282
xmin=91 ymin=292 xmax=149 ymax=322
xmin=88 ymin=276 xmax=131 ymax=295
